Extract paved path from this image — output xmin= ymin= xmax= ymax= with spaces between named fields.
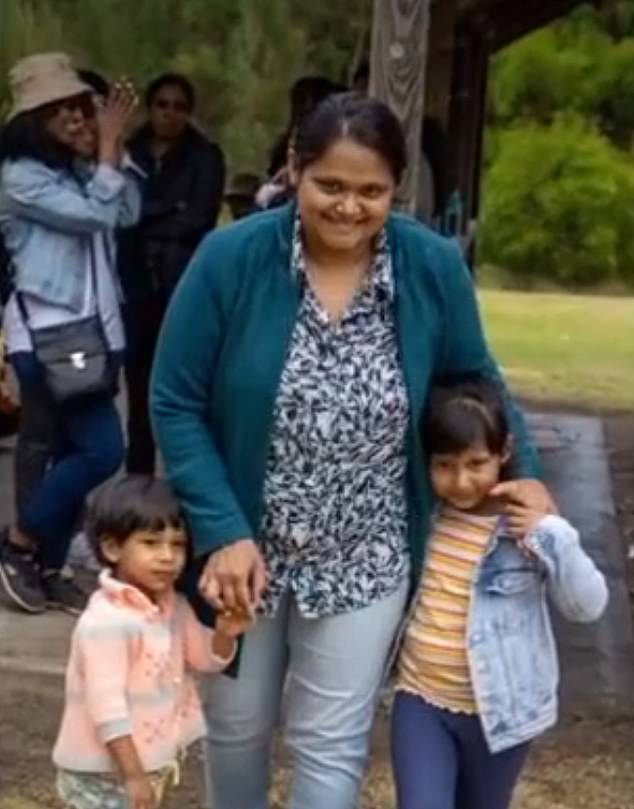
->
xmin=2 ymin=413 xmax=634 ymax=717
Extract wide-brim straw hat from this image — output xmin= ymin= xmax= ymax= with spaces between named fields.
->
xmin=6 ymin=52 xmax=93 ymax=122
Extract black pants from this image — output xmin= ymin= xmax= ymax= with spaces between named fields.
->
xmin=12 ymin=352 xmax=123 ymax=570
xmin=123 ymin=294 xmax=167 ymax=475
xmin=14 ymin=381 xmax=54 ymax=514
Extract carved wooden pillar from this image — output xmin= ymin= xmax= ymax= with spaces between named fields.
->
xmin=369 ymin=0 xmax=432 ymax=212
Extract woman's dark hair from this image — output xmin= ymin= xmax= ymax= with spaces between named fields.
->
xmin=86 ymin=475 xmax=183 ymax=562
xmin=0 ymin=94 xmax=93 ymax=170
xmin=424 ymin=376 xmax=509 ymax=457
xmin=294 ymin=92 xmax=407 ymax=184
xmin=145 ymin=73 xmax=195 ymax=111
xmin=77 ymin=68 xmax=110 ymax=99
xmin=267 ymin=75 xmax=346 ymax=177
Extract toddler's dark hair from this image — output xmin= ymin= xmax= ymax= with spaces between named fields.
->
xmin=424 ymin=376 xmax=509 ymax=456
xmin=86 ymin=475 xmax=183 ymax=562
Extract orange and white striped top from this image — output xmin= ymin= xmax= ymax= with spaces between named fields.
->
xmin=396 ymin=507 xmax=497 ymax=714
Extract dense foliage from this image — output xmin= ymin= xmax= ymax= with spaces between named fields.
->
xmin=2 ymin=0 xmax=634 ymax=286
xmin=0 ymin=0 xmax=371 ymax=171
xmin=481 ymin=1 xmax=634 ymax=286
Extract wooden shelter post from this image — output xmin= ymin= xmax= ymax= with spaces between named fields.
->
xmin=369 ymin=0 xmax=432 ymax=213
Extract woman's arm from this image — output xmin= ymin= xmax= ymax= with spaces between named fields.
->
xmin=438 ymin=240 xmax=541 ymax=479
xmin=2 ymin=160 xmax=131 ymax=233
xmin=150 ymin=234 xmax=252 ymax=557
xmin=115 ymin=155 xmax=143 ymax=228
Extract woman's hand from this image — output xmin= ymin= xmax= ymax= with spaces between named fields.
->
xmin=97 ymin=78 xmax=138 ymax=165
xmin=199 ymin=539 xmax=267 ymax=614
xmin=490 ymin=478 xmax=557 ymax=539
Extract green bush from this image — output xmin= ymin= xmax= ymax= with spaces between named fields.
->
xmin=480 ymin=117 xmax=634 ymax=287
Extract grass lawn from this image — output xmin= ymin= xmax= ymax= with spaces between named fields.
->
xmin=478 ymin=290 xmax=634 ymax=410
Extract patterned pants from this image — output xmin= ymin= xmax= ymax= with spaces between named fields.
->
xmin=56 ymin=761 xmax=180 ymax=809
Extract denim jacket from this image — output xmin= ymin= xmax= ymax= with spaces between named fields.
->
xmin=467 ymin=514 xmax=608 ymax=753
xmin=0 ymin=158 xmax=141 ymax=312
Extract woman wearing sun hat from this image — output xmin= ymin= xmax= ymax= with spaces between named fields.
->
xmin=0 ymin=52 xmax=140 ymax=615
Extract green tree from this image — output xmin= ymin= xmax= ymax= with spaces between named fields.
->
xmin=480 ymin=117 xmax=634 ymax=288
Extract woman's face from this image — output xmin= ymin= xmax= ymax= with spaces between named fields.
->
xmin=294 ymin=137 xmax=396 ymax=256
xmin=148 ymin=84 xmax=191 ymax=141
xmin=44 ymin=95 xmax=97 ymax=158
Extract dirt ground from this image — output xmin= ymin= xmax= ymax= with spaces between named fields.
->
xmin=1 ymin=411 xmax=633 ymax=809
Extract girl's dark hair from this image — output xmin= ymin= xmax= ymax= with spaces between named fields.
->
xmin=145 ymin=73 xmax=195 ymax=111
xmin=0 ymin=94 xmax=93 ymax=170
xmin=294 ymin=92 xmax=407 ymax=184
xmin=87 ymin=476 xmax=183 ymax=561
xmin=424 ymin=376 xmax=509 ymax=456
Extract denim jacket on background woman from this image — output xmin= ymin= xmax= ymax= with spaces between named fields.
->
xmin=0 ymin=157 xmax=141 ymax=312
xmin=463 ymin=513 xmax=608 ymax=753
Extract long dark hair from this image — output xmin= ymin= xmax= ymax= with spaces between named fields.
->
xmin=294 ymin=92 xmax=407 ymax=184
xmin=0 ymin=94 xmax=93 ymax=171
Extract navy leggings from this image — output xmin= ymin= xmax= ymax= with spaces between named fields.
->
xmin=391 ymin=691 xmax=530 ymax=809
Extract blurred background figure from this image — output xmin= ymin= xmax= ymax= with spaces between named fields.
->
xmin=255 ymin=75 xmax=346 ymax=210
xmin=224 ymin=172 xmax=260 ymax=220
xmin=0 ymin=52 xmax=140 ymax=614
xmin=117 ymin=72 xmax=226 ymax=475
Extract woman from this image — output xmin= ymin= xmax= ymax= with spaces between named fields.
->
xmin=0 ymin=52 xmax=139 ymax=615
xmin=117 ymin=72 xmax=226 ymax=475
xmin=255 ymin=75 xmax=345 ymax=211
xmin=151 ymin=93 xmax=552 ymax=809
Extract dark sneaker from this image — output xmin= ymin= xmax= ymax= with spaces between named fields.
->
xmin=0 ymin=528 xmax=46 ymax=613
xmin=42 ymin=571 xmax=88 ymax=616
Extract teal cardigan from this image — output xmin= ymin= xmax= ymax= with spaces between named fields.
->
xmin=151 ymin=203 xmax=540 ymax=594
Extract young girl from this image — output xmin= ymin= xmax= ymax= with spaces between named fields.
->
xmin=391 ymin=376 xmax=608 ymax=809
xmin=53 ymin=475 xmax=253 ymax=809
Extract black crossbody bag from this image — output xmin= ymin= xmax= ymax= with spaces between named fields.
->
xmin=17 ymin=238 xmax=115 ymax=403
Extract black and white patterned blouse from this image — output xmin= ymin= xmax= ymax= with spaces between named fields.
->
xmin=259 ymin=216 xmax=410 ymax=618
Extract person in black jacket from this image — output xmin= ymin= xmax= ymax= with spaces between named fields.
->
xmin=118 ymin=72 xmax=225 ymax=475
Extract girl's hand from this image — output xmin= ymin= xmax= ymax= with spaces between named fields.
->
xmin=212 ymin=606 xmax=256 ymax=659
xmin=216 ymin=604 xmax=256 ymax=638
xmin=98 ymin=78 xmax=138 ymax=165
xmin=124 ymin=773 xmax=157 ymax=809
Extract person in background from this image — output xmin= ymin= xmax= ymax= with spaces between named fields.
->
xmin=10 ymin=68 xmax=114 ymax=559
xmin=117 ymin=73 xmax=225 ymax=476
xmin=350 ymin=61 xmax=449 ymax=229
xmin=0 ymin=52 xmax=140 ymax=615
xmin=224 ymin=172 xmax=260 ymax=221
xmin=53 ymin=475 xmax=252 ymax=809
xmin=77 ymin=69 xmax=110 ymax=103
xmin=151 ymin=92 xmax=555 ymax=809
xmin=392 ymin=376 xmax=608 ymax=809
xmin=255 ymin=75 xmax=345 ymax=211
